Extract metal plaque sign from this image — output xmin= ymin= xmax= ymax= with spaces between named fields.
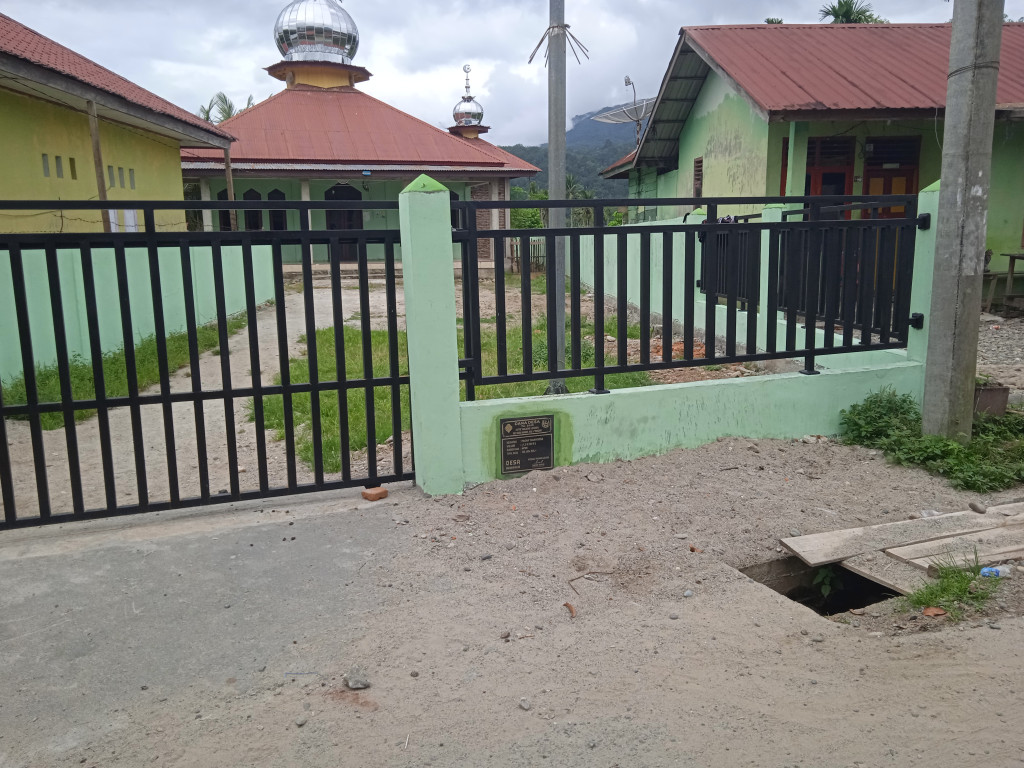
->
xmin=500 ymin=415 xmax=554 ymax=475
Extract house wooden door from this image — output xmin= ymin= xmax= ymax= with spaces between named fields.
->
xmin=325 ymin=183 xmax=363 ymax=261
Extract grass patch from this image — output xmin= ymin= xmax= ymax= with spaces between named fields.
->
xmin=3 ymin=314 xmax=248 ymax=429
xmin=257 ymin=315 xmax=652 ymax=469
xmin=840 ymin=387 xmax=1024 ymax=492
xmin=902 ymin=550 xmax=997 ymax=622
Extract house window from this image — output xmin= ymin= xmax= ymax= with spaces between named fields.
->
xmin=216 ymin=189 xmax=232 ymax=231
xmin=69 ymin=157 xmax=77 ymax=180
xmin=118 ymin=167 xmax=126 ymax=189
xmin=42 ymin=154 xmax=50 ymax=177
xmin=129 ymin=169 xmax=136 ymax=190
xmin=693 ymin=157 xmax=703 ymax=198
xmin=108 ymin=165 xmax=115 ymax=189
xmin=268 ymin=189 xmax=287 ymax=231
xmin=55 ymin=156 xmax=64 ymax=179
xmin=243 ymin=188 xmax=263 ymax=231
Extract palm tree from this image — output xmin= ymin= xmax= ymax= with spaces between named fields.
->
xmin=198 ymin=92 xmax=255 ymax=123
xmin=765 ymin=17 xmax=784 ymax=24
xmin=818 ymin=0 xmax=887 ymax=23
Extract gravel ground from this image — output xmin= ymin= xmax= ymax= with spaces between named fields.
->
xmin=2 ymin=438 xmax=1023 ymax=768
xmin=977 ymin=311 xmax=1024 ymax=391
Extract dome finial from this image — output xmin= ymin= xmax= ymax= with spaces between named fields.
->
xmin=274 ymin=0 xmax=359 ymax=65
xmin=453 ymin=64 xmax=484 ymax=127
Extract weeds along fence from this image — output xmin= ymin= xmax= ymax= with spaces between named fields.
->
xmin=0 ymin=199 xmax=411 ymax=528
xmin=452 ymin=194 xmax=925 ymax=397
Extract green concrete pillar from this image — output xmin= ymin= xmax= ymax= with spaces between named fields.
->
xmin=399 ymin=175 xmax=464 ymax=495
xmin=757 ymin=205 xmax=785 ymax=350
xmin=785 ymin=122 xmax=809 ymax=198
xmin=907 ymin=181 xmax=939 ymax=367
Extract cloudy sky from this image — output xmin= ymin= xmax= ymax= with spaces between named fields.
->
xmin=5 ymin=0 xmax=1022 ymax=145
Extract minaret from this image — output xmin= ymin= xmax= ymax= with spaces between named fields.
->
xmin=449 ymin=65 xmax=489 ymax=139
xmin=265 ymin=0 xmax=371 ymax=89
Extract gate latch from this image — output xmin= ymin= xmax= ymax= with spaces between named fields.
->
xmin=916 ymin=213 xmax=931 ymax=230
xmin=909 ymin=313 xmax=925 ymax=330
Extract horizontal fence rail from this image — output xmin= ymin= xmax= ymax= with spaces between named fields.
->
xmin=0 ymin=200 xmax=412 ymax=529
xmin=452 ymin=194 xmax=922 ymax=398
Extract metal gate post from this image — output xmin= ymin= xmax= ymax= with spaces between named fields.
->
xmin=398 ymin=175 xmax=465 ymax=495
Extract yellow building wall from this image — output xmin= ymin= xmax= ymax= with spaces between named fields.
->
xmin=0 ymin=87 xmax=186 ymax=233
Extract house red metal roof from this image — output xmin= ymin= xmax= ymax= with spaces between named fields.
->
xmin=683 ymin=23 xmax=1024 ymax=115
xmin=183 ymin=85 xmax=539 ymax=174
xmin=0 ymin=12 xmax=232 ymax=141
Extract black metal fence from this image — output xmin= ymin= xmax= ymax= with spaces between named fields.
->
xmin=453 ymin=194 xmax=924 ymax=397
xmin=0 ymin=199 xmax=411 ymax=529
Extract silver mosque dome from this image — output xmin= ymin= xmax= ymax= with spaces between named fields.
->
xmin=453 ymin=65 xmax=484 ymax=126
xmin=274 ymin=0 xmax=359 ymax=65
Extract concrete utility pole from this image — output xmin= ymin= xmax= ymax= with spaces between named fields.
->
xmin=546 ymin=0 xmax=569 ymax=394
xmin=923 ymin=0 xmax=1004 ymax=440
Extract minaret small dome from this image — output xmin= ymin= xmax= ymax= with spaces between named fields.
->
xmin=274 ymin=0 xmax=359 ymax=65
xmin=452 ymin=65 xmax=484 ymax=126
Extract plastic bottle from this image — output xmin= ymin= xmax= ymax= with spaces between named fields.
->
xmin=979 ymin=565 xmax=1013 ymax=578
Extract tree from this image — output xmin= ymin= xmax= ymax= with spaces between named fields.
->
xmin=198 ymin=92 xmax=255 ymax=123
xmin=765 ymin=17 xmax=784 ymax=23
xmin=818 ymin=0 xmax=888 ymax=23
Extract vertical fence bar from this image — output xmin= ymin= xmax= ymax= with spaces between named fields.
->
xmin=661 ymin=230 xmax=674 ymax=363
xmin=178 ymin=241 xmax=211 ymax=502
xmin=745 ymin=228 xmax=760 ymax=355
xmin=876 ymin=225 xmax=896 ymax=345
xmin=468 ymin=218 xmax=484 ymax=390
xmin=211 ymin=243 xmax=240 ymax=498
xmin=114 ymin=242 xmax=149 ymax=509
xmin=241 ymin=239 xmax=268 ymax=493
xmin=821 ymin=225 xmax=841 ymax=348
xmin=0 ymin=377 xmax=15 ymax=523
xmin=893 ymin=200 xmax=918 ymax=342
xmin=546 ymin=233 xmax=558 ymax=373
xmin=494 ymin=235 xmax=508 ymax=378
xmin=857 ymin=225 xmax=874 ymax=345
xmin=570 ymin=234 xmax=582 ymax=370
xmin=801 ymin=205 xmax=823 ymax=374
xmin=144 ymin=209 xmax=179 ymax=505
xmin=329 ymin=238 xmax=352 ymax=482
xmin=80 ymin=244 xmax=117 ymax=512
xmin=384 ymin=237 xmax=404 ymax=478
xmin=639 ymin=231 xmax=651 ymax=365
xmin=300 ymin=231 xmax=324 ymax=486
xmin=271 ymin=241 xmax=297 ymax=489
xmin=840 ymin=228 xmax=858 ymax=349
xmin=616 ymin=232 xmax=628 ymax=367
xmin=766 ymin=229 xmax=780 ymax=354
xmin=591 ymin=228 xmax=608 ymax=393
xmin=703 ymin=216 xmax=718 ymax=360
xmin=357 ymin=239 xmax=378 ymax=483
xmin=10 ymin=248 xmax=51 ymax=506
xmin=44 ymin=245 xmax=84 ymax=515
xmin=784 ymin=229 xmax=803 ymax=352
xmin=519 ymin=235 xmax=533 ymax=376
xmin=683 ymin=230 xmax=697 ymax=360
xmin=724 ymin=230 xmax=739 ymax=357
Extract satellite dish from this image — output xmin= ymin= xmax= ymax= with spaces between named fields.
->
xmin=591 ymin=98 xmax=656 ymax=124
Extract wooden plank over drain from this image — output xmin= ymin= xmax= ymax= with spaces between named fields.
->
xmin=887 ymin=525 xmax=1024 ymax=570
xmin=780 ymin=511 xmax=1006 ymax=566
xmin=841 ymin=553 xmax=934 ymax=596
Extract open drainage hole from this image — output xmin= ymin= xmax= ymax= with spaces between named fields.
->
xmin=741 ymin=556 xmax=897 ymax=616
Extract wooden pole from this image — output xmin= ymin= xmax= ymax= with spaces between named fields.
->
xmin=86 ymin=100 xmax=111 ymax=233
xmin=224 ymin=147 xmax=238 ymax=231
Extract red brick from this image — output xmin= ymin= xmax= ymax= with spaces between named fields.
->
xmin=361 ymin=487 xmax=388 ymax=501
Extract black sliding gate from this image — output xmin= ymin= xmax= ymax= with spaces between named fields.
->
xmin=0 ymin=199 xmax=412 ymax=530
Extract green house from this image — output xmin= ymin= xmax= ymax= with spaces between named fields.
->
xmin=604 ymin=22 xmax=1024 ymax=275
